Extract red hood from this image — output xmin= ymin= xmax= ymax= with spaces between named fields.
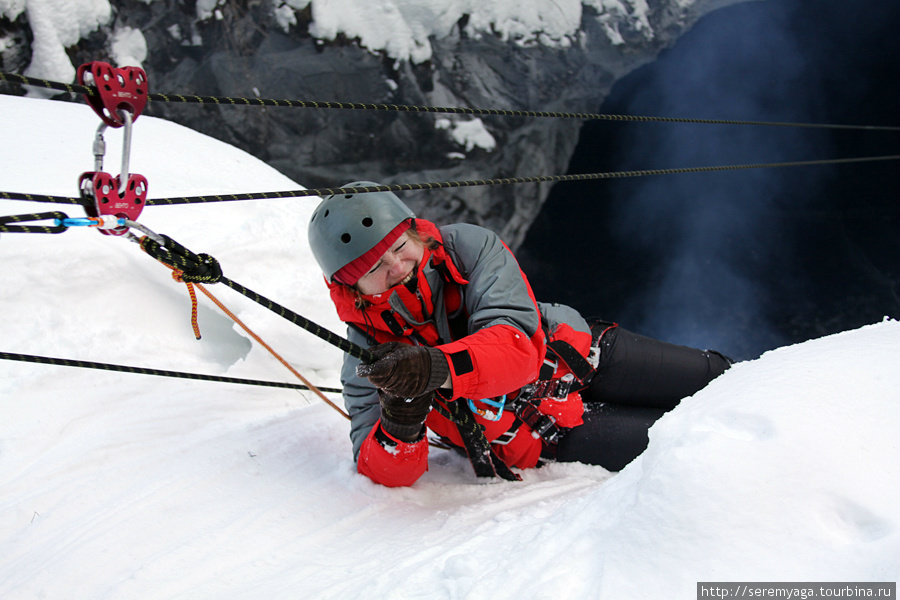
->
xmin=326 ymin=220 xmax=468 ymax=341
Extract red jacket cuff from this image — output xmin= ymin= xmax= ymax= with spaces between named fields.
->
xmin=357 ymin=421 xmax=429 ymax=487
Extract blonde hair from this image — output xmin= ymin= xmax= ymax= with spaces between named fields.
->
xmin=406 ymin=224 xmax=440 ymax=251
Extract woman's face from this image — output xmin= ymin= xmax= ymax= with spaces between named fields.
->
xmin=354 ymin=230 xmax=425 ymax=295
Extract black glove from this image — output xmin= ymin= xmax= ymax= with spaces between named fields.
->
xmin=379 ymin=391 xmax=433 ymax=441
xmin=357 ymin=342 xmax=450 ymax=399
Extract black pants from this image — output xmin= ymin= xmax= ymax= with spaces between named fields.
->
xmin=554 ymin=323 xmax=731 ymax=471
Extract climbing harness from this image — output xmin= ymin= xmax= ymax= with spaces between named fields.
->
xmin=433 ymin=398 xmax=521 ymax=481
xmin=493 ymin=335 xmax=607 ymax=454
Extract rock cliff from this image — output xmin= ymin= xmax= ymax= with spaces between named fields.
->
xmin=1 ymin=0 xmax=749 ymax=248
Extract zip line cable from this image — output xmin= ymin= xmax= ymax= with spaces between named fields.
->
xmin=2 ymin=71 xmax=898 ymax=210
xmin=0 ymin=351 xmax=341 ymax=394
xmin=3 ymin=70 xmax=900 ymax=131
xmin=3 ymin=154 xmax=899 ymax=212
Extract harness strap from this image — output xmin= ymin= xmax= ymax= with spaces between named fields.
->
xmin=380 ymin=309 xmax=413 ymax=337
xmin=505 ymin=337 xmax=600 ymax=449
xmin=546 ymin=340 xmax=595 ymax=382
xmin=432 ymin=260 xmax=469 ymax=343
xmin=436 ymin=398 xmax=521 ymax=481
xmin=513 ymin=401 xmax=560 ymax=451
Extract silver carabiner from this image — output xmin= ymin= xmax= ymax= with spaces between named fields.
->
xmin=122 ymin=218 xmax=165 ymax=246
xmin=89 ymin=108 xmax=134 ymax=194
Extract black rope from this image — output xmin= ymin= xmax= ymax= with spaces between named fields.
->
xmin=0 ymin=191 xmax=81 ymax=205
xmin=137 ymin=233 xmax=377 ymax=364
xmin=0 ymin=212 xmax=68 ymax=233
xmin=3 ymin=70 xmax=899 ymax=131
xmin=220 ymin=277 xmax=376 ymax=363
xmin=0 ymin=72 xmax=88 ymax=95
xmin=0 ymin=351 xmax=341 ymax=394
xmin=5 ymin=155 xmax=899 ymax=208
xmin=140 ymin=155 xmax=900 ymax=204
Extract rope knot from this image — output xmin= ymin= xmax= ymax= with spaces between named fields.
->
xmin=138 ymin=234 xmax=217 ymax=340
xmin=180 ymin=253 xmax=222 ymax=284
xmin=139 ymin=234 xmax=223 ymax=283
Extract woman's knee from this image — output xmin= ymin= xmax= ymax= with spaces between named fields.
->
xmin=586 ymin=323 xmax=731 ymax=409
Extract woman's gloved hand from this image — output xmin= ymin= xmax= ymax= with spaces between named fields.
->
xmin=357 ymin=342 xmax=450 ymax=399
xmin=378 ymin=390 xmax=433 ymax=441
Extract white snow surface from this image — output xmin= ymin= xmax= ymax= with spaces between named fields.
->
xmin=2 ymin=95 xmax=899 ymax=598
xmin=11 ymin=0 xmax=111 ymax=85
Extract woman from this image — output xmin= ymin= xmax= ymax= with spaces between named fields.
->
xmin=309 ymin=183 xmax=731 ymax=487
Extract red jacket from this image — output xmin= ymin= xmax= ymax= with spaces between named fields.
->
xmin=331 ymin=220 xmax=592 ymax=486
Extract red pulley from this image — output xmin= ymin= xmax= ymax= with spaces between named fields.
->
xmin=76 ymin=61 xmax=148 ymax=127
xmin=78 ymin=171 xmax=148 ymax=236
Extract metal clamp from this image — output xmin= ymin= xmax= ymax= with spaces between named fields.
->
xmin=79 ymin=108 xmax=147 ymax=236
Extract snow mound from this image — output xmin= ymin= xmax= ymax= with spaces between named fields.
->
xmin=1 ymin=94 xmax=898 ymax=599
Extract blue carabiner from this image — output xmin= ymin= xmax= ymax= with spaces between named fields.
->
xmin=467 ymin=395 xmax=507 ymax=421
xmin=54 ymin=217 xmax=126 ymax=229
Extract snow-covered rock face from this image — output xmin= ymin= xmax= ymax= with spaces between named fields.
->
xmin=0 ymin=0 xmax=748 ymax=248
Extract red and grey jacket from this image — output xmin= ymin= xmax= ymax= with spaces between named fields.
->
xmin=331 ymin=220 xmax=593 ymax=487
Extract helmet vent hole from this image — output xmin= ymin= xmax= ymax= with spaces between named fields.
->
xmin=323 ymin=209 xmax=329 ymax=217
xmin=361 ymin=217 xmax=373 ymax=228
xmin=340 ymin=233 xmax=352 ymax=244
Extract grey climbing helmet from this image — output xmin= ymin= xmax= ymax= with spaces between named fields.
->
xmin=308 ymin=182 xmax=416 ymax=282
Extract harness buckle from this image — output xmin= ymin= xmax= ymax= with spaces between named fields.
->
xmin=492 ymin=428 xmax=518 ymax=445
xmin=515 ymin=402 xmax=560 ymax=446
xmin=518 ymin=373 xmax=577 ymax=402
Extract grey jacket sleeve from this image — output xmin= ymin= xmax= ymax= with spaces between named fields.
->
xmin=441 ymin=223 xmax=542 ymax=338
xmin=341 ymin=326 xmax=381 ymax=460
xmin=537 ymin=301 xmax=591 ymax=337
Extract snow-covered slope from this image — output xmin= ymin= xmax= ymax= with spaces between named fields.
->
xmin=1 ymin=95 xmax=898 ymax=599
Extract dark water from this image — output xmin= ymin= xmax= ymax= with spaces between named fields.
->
xmin=518 ymin=0 xmax=900 ymax=361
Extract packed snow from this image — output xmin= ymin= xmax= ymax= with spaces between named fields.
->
xmin=2 ymin=90 xmax=898 ymax=598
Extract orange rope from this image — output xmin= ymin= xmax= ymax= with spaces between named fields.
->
xmin=158 ymin=260 xmax=348 ymax=420
xmin=171 ymin=269 xmax=201 ymax=339
xmin=192 ymin=281 xmax=350 ymax=420
xmin=161 ymin=258 xmax=451 ymax=448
